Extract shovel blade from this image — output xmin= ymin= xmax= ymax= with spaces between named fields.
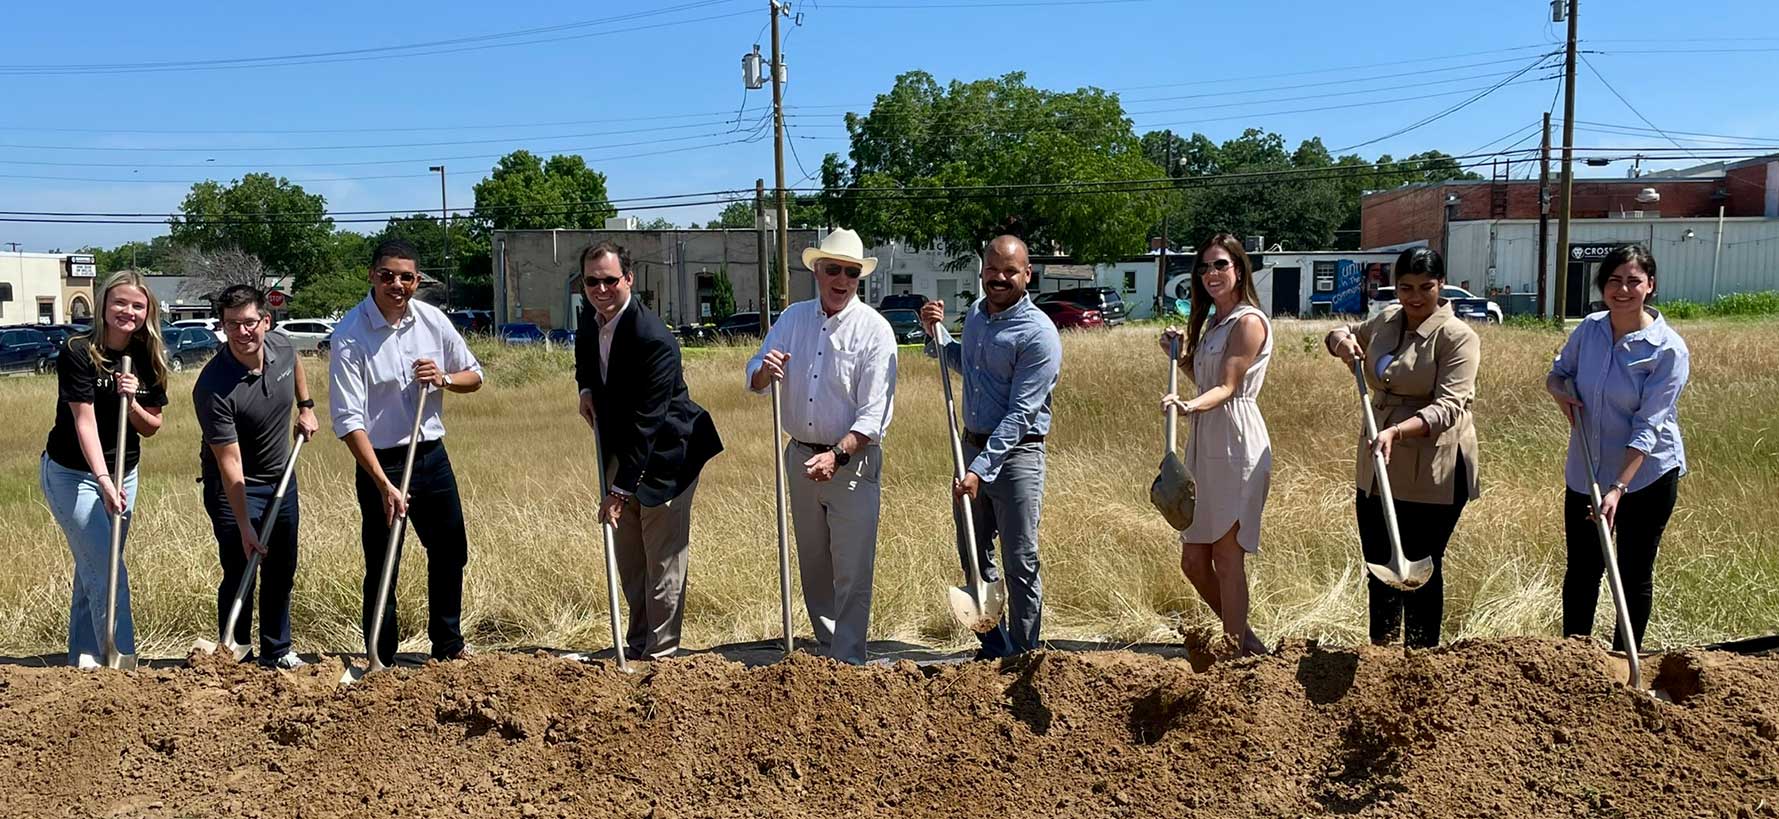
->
xmin=191 ymin=637 xmax=253 ymax=663
xmin=948 ymin=580 xmax=1008 ymax=634
xmin=1366 ymin=558 xmax=1436 ymax=591
xmin=1149 ymin=453 xmax=1195 ymax=531
xmin=104 ymin=651 xmax=137 ymax=671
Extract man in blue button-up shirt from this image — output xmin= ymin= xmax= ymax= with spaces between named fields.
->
xmin=920 ymin=235 xmax=1062 ymax=659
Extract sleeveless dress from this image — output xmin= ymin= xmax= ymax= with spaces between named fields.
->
xmin=1179 ymin=304 xmax=1273 ymax=553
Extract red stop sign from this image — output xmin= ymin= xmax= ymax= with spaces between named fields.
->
xmin=267 ymin=290 xmax=287 ymax=309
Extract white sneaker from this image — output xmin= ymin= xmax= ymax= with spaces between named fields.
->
xmin=268 ymin=652 xmax=307 ymax=670
xmin=74 ymin=653 xmax=101 ymax=670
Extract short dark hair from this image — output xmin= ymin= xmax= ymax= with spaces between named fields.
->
xmin=370 ymin=238 xmax=420 ymax=270
xmin=580 ymin=240 xmax=631 ymax=277
xmin=216 ymin=284 xmax=266 ymax=314
xmin=1393 ymin=246 xmax=1446 ymax=283
xmin=1595 ymin=243 xmax=1657 ymax=293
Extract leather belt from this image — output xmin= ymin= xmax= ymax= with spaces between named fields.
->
xmin=961 ymin=430 xmax=1046 ymax=449
xmin=791 ymin=439 xmax=836 ymax=451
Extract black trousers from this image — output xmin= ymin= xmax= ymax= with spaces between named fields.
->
xmin=354 ymin=440 xmax=468 ymax=664
xmin=202 ymin=478 xmax=300 ymax=663
xmin=1355 ymin=457 xmax=1470 ymax=648
xmin=1562 ymin=468 xmax=1680 ymax=651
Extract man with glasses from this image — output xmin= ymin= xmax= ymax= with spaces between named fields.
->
xmin=192 ymin=284 xmax=319 ymax=668
xmin=918 ymin=235 xmax=1062 ymax=660
xmin=575 ymin=241 xmax=722 ymax=660
xmin=329 ymin=238 xmax=484 ymax=665
xmin=745 ymin=228 xmax=897 ymax=665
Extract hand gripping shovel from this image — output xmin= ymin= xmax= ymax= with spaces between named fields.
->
xmin=1352 ymin=359 xmax=1434 ymax=591
xmin=340 ymin=384 xmax=432 ymax=685
xmin=1150 ymin=335 xmax=1195 ymax=530
xmin=1568 ymin=382 xmax=1643 ymax=689
xmin=939 ymin=350 xmax=1005 ymax=632
xmin=101 ymin=356 xmax=137 ymax=671
xmin=588 ymin=425 xmax=631 ymax=673
xmin=194 ymin=435 xmax=305 ymax=661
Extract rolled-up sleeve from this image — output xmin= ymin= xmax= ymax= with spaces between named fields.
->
xmin=969 ymin=325 xmax=1061 ymax=482
xmin=848 ymin=325 xmax=898 ymax=441
xmin=442 ymin=323 xmax=483 ymax=380
xmin=1627 ymin=343 xmax=1688 ymax=455
xmin=1414 ymin=328 xmax=1480 ymax=437
xmin=329 ymin=339 xmax=368 ymax=439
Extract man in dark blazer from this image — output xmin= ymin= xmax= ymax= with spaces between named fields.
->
xmin=575 ymin=240 xmax=723 ymax=660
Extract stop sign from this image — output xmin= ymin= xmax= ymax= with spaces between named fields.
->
xmin=267 ymin=290 xmax=287 ymax=309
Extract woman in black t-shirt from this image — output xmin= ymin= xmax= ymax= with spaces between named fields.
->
xmin=38 ymin=270 xmax=168 ymax=668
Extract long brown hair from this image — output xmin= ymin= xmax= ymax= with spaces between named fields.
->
xmin=1184 ymin=233 xmax=1261 ymax=368
xmin=78 ymin=270 xmax=169 ymax=385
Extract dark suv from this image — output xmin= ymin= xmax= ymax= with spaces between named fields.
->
xmin=0 ymin=327 xmax=55 ymax=374
xmin=713 ymin=311 xmax=784 ymax=340
xmin=1036 ymin=287 xmax=1127 ymax=326
xmin=165 ymin=326 xmax=221 ymax=372
xmin=879 ymin=293 xmax=928 ymax=311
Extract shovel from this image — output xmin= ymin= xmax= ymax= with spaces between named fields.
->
xmin=1352 ymin=359 xmax=1434 ymax=591
xmin=769 ymin=381 xmax=794 ymax=657
xmin=938 ymin=348 xmax=1005 ymax=633
xmin=1568 ymin=382 xmax=1643 ymax=689
xmin=101 ymin=356 xmax=137 ymax=671
xmin=588 ymin=424 xmax=631 ymax=673
xmin=193 ymin=435 xmax=306 ymax=661
xmin=1150 ymin=334 xmax=1195 ymax=530
xmin=340 ymin=384 xmax=432 ymax=685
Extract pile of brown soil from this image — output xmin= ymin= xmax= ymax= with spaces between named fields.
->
xmin=1 ymin=638 xmax=1774 ymax=818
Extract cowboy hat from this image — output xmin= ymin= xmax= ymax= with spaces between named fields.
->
xmin=801 ymin=228 xmax=878 ymax=276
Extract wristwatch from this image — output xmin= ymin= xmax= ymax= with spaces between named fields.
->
xmin=1608 ymin=481 xmax=1629 ymax=495
xmin=442 ymin=372 xmax=455 ymax=388
xmin=296 ymin=399 xmax=316 ymax=410
xmin=830 ymin=444 xmax=851 ymax=467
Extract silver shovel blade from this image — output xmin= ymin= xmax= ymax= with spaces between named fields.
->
xmin=948 ymin=579 xmax=1008 ymax=634
xmin=1366 ymin=558 xmax=1436 ymax=591
xmin=191 ymin=637 xmax=253 ymax=663
xmin=1149 ymin=452 xmax=1195 ymax=531
xmin=338 ymin=655 xmax=385 ymax=685
xmin=104 ymin=650 xmax=137 ymax=671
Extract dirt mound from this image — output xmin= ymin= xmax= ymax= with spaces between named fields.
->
xmin=1 ymin=639 xmax=1775 ymax=818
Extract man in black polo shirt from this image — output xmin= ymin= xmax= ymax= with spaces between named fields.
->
xmin=192 ymin=285 xmax=319 ymax=668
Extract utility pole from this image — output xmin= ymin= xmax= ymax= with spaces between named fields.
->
xmin=429 ymin=165 xmax=451 ymax=308
xmin=769 ymin=0 xmax=791 ymax=310
xmin=1156 ymin=130 xmax=1173 ymax=319
xmin=1537 ymin=112 xmax=1552 ymax=318
xmin=756 ymin=181 xmax=771 ymax=334
xmin=1552 ymin=0 xmax=1579 ymax=321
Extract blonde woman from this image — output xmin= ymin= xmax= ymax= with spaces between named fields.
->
xmin=1158 ymin=233 xmax=1272 ymax=657
xmin=39 ymin=270 xmax=168 ymax=667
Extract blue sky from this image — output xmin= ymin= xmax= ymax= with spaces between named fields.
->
xmin=2 ymin=0 xmax=1776 ymax=252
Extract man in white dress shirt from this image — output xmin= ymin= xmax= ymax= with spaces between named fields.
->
xmin=745 ymin=228 xmax=897 ymax=665
xmin=329 ymin=238 xmax=484 ymax=665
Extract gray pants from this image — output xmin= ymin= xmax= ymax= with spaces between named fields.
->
xmin=605 ymin=462 xmax=698 ymax=660
xmin=953 ymin=441 xmax=1046 ymax=656
xmin=786 ymin=441 xmax=882 ymax=664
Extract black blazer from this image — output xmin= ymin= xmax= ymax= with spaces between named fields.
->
xmin=576 ymin=299 xmax=722 ymax=507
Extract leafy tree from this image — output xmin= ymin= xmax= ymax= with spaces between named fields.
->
xmin=822 ymin=71 xmax=1159 ymax=266
xmin=80 ymin=235 xmax=181 ymax=274
xmin=288 ymin=265 xmax=369 ymax=319
xmin=639 ymin=216 xmax=676 ymax=230
xmin=471 ymin=150 xmax=615 ymax=231
xmin=167 ymin=174 xmax=334 ymax=290
xmin=711 ymin=264 xmax=736 ymax=321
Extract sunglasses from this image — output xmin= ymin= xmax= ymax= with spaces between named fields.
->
xmin=585 ymin=274 xmax=625 ymax=290
xmin=818 ymin=264 xmax=863 ymax=280
xmin=1195 ymin=258 xmax=1234 ymax=274
xmin=375 ymin=268 xmax=419 ymax=285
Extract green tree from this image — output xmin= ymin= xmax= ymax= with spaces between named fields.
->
xmin=711 ymin=264 xmax=736 ymax=321
xmin=81 ymin=235 xmax=181 ymax=274
xmin=639 ymin=216 xmax=676 ymax=230
xmin=167 ymin=174 xmax=334 ymax=290
xmin=471 ymin=150 xmax=616 ymax=231
xmin=822 ymin=71 xmax=1158 ymax=266
xmin=289 ymin=266 xmax=369 ymax=319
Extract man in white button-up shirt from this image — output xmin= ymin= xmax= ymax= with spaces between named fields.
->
xmin=745 ymin=228 xmax=897 ymax=664
xmin=329 ymin=238 xmax=484 ymax=666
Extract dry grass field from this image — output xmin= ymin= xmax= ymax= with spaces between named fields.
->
xmin=1 ymin=318 xmax=1774 ymax=657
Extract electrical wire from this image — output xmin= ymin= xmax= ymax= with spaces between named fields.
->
xmin=1332 ymin=54 xmax=1558 ymax=152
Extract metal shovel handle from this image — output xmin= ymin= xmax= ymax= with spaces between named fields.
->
xmin=589 ymin=419 xmax=630 ymax=673
xmin=216 ymin=435 xmax=306 ymax=651
xmin=939 ymin=352 xmax=985 ymax=601
xmin=1569 ymin=381 xmax=1643 ymax=688
xmin=1353 ymin=359 xmax=1408 ymax=566
xmin=769 ymin=383 xmax=793 ymax=657
xmin=361 ymin=384 xmax=431 ymax=676
xmin=102 ymin=356 xmax=133 ymax=668
xmin=1165 ymin=335 xmax=1180 ymax=454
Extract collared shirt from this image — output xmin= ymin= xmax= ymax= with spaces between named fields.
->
xmin=597 ymin=294 xmax=631 ymax=381
xmin=193 ymin=330 xmax=298 ymax=485
xmin=745 ymin=297 xmax=897 ymax=445
xmin=1345 ymin=302 xmax=1481 ymax=504
xmin=329 ymin=293 xmax=483 ymax=449
xmin=1549 ymin=308 xmax=1689 ymax=493
xmin=926 ymin=294 xmax=1062 ymax=482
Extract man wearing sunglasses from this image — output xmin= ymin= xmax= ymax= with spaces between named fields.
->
xmin=745 ymin=228 xmax=898 ymax=665
xmin=918 ymin=234 xmax=1062 ymax=660
xmin=575 ymin=241 xmax=722 ymax=660
xmin=329 ymin=238 xmax=484 ymax=665
xmin=192 ymin=284 xmax=319 ymax=668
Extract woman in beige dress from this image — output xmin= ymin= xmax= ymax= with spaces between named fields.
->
xmin=1159 ymin=233 xmax=1273 ymax=657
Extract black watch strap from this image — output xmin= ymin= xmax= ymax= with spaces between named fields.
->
xmin=296 ymin=399 xmax=316 ymax=409
xmin=830 ymin=445 xmax=851 ymax=466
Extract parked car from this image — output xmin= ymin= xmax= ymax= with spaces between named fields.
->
xmin=1036 ymin=287 xmax=1127 ymax=326
xmin=448 ymin=310 xmax=495 ymax=335
xmin=33 ymin=324 xmax=75 ymax=351
xmin=546 ymin=328 xmax=576 ymax=346
xmin=171 ymin=317 xmax=227 ymax=343
xmin=879 ymin=309 xmax=929 ymax=345
xmin=276 ymin=319 xmax=336 ymax=354
xmin=1035 ymin=300 xmax=1106 ymax=331
xmin=713 ymin=311 xmax=784 ymax=340
xmin=676 ymin=324 xmax=717 ymax=347
xmin=165 ymin=326 xmax=221 ymax=372
xmin=879 ymin=293 xmax=929 ymax=312
xmin=496 ymin=323 xmax=545 ymax=345
xmin=1369 ymin=286 xmax=1504 ymax=324
xmin=0 ymin=326 xmax=56 ymax=374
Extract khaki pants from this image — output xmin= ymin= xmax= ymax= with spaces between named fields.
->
xmin=605 ymin=462 xmax=698 ymax=660
xmin=785 ymin=442 xmax=882 ymax=665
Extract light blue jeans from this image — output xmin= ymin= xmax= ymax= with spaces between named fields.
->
xmin=39 ymin=454 xmax=138 ymax=665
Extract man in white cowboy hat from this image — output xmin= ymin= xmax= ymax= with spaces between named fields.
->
xmin=745 ymin=228 xmax=898 ymax=665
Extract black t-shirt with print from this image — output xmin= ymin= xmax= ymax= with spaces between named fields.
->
xmin=44 ymin=335 xmax=170 ymax=475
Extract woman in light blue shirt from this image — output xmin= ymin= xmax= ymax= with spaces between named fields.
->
xmin=1546 ymin=243 xmax=1688 ymax=651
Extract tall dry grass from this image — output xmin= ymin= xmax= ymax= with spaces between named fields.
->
xmin=0 ymin=319 xmax=1774 ymax=657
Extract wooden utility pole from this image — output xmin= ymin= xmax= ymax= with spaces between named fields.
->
xmin=1157 ymin=130 xmax=1173 ymax=319
xmin=769 ymin=0 xmax=791 ymax=309
xmin=1553 ymin=0 xmax=1579 ymax=320
xmin=1537 ymin=112 xmax=1552 ymax=318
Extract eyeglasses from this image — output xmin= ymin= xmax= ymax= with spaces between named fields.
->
xmin=585 ymin=274 xmax=625 ymax=290
xmin=375 ymin=268 xmax=419 ymax=285
xmin=222 ymin=318 xmax=264 ymax=332
xmin=818 ymin=264 xmax=863 ymax=279
xmin=1195 ymin=258 xmax=1234 ymax=274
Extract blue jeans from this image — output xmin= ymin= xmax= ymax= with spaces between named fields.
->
xmin=953 ymin=441 xmax=1047 ymax=658
xmin=39 ymin=454 xmax=138 ymax=665
xmin=203 ymin=477 xmax=300 ymax=663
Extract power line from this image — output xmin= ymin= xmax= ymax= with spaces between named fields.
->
xmin=1331 ymin=54 xmax=1557 ymax=152
xmin=1577 ymin=56 xmax=1709 ymax=165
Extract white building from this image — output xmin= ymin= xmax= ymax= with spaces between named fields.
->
xmin=0 ymin=251 xmax=96 ymax=325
